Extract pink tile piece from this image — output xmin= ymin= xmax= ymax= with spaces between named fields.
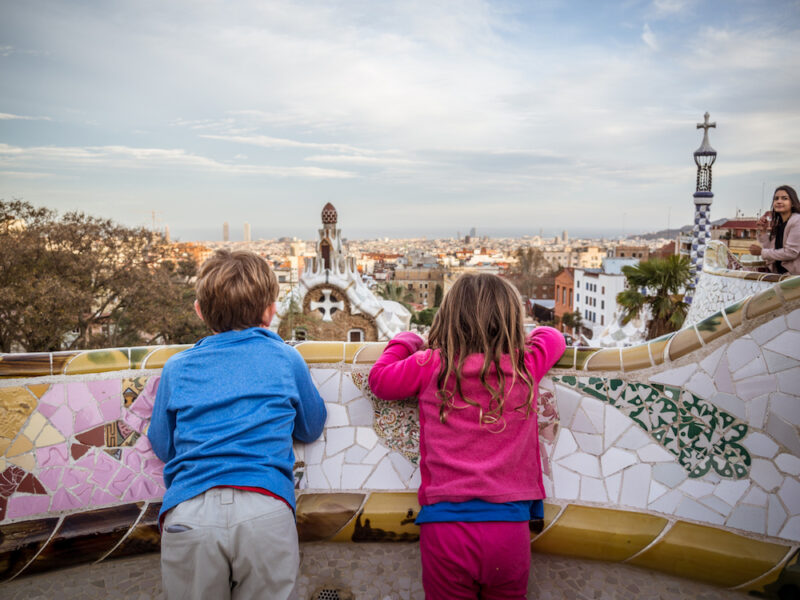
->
xmin=142 ymin=474 xmax=166 ymax=496
xmin=51 ymin=487 xmax=83 ymax=511
xmin=123 ymin=475 xmax=163 ymax=502
xmin=36 ymin=443 xmax=69 ymax=468
xmin=62 ymin=467 xmax=89 ymax=489
xmin=38 ymin=383 xmax=66 ymax=407
xmin=129 ymin=376 xmax=159 ymax=419
xmin=134 ymin=434 xmax=152 ymax=453
xmin=71 ymin=481 xmax=94 ymax=504
xmin=38 ymin=467 xmax=63 ymax=492
xmin=67 ymin=382 xmax=95 ymax=412
xmin=122 ymin=411 xmax=145 ymax=434
xmin=74 ymin=404 xmax=104 ymax=433
xmin=143 ymin=457 xmax=164 ymax=480
xmin=87 ymin=379 xmax=120 ymax=404
xmin=99 ymin=398 xmax=122 ymax=421
xmin=49 ymin=404 xmax=75 ymax=436
xmin=91 ymin=489 xmax=121 ymax=506
xmin=122 ymin=448 xmax=142 ymax=472
xmin=37 ymin=403 xmax=58 ymax=419
xmin=108 ymin=465 xmax=137 ymax=497
xmin=6 ymin=494 xmax=51 ymax=519
xmin=74 ymin=450 xmax=97 ymax=471
xmin=89 ymin=451 xmax=121 ymax=488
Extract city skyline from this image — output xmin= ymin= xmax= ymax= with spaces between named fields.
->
xmin=2 ymin=0 xmax=799 ymax=241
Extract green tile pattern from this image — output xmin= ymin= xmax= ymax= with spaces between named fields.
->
xmin=554 ymin=376 xmax=750 ymax=479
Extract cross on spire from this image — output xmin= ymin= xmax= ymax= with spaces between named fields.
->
xmin=696 ymin=112 xmax=716 ymax=149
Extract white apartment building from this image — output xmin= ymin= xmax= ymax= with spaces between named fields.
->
xmin=573 ymin=258 xmax=638 ymax=341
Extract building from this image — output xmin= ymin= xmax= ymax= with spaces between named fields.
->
xmin=713 ymin=218 xmax=760 ymax=257
xmin=272 ymin=203 xmax=411 ymax=341
xmin=223 ymin=221 xmax=229 ymax=242
xmin=573 ymin=258 xmax=638 ymax=342
xmin=613 ymin=245 xmax=650 ymax=260
xmin=554 ymin=268 xmax=575 ymax=334
xmin=392 ymin=267 xmax=446 ymax=307
xmin=243 ymin=222 xmax=251 ymax=243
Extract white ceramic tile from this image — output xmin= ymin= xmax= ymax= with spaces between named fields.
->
xmin=748 ymin=397 xmax=769 ymax=429
xmin=709 ymin=393 xmax=746 ymax=421
xmin=540 ymin=377 xmax=554 ymax=391
xmin=615 ymin=427 xmax=650 ymax=451
xmin=554 ymin=385 xmax=582 ymax=425
xmin=293 ymin=443 xmax=305 ymax=463
xmin=558 ymin=453 xmax=601 ymax=477
xmin=726 ymin=338 xmax=760 ymax=371
xmin=347 ymin=396 xmax=374 ymax=427
xmin=312 ymin=369 xmax=341 ymax=401
xmin=341 ymin=464 xmax=372 ymax=488
xmin=362 ymin=444 xmax=389 ymax=465
xmin=603 ymin=406 xmax=631 ymax=450
xmin=600 ymin=448 xmax=636 ymax=477
xmin=713 ymin=479 xmax=750 ymax=505
xmin=700 ymin=345 xmax=725 ymax=376
xmin=778 ymin=478 xmax=800 ymax=514
xmin=768 ymin=495 xmax=788 ymax=536
xmin=763 ymin=350 xmax=799 ymax=374
xmin=340 ymin=374 xmax=364 ymax=403
xmin=749 ymin=458 xmax=784 ymax=492
xmin=620 ymin=464 xmax=651 ymax=508
xmin=325 ymin=427 xmax=355 ymax=456
xmin=698 ymin=495 xmax=732 ymax=515
xmin=356 ymin=427 xmax=378 ymax=449
xmin=742 ymin=487 xmax=768 ymax=507
xmin=684 ymin=373 xmax=716 ymax=401
xmin=325 ymin=403 xmax=350 ymax=427
xmin=727 ymin=505 xmax=766 ymax=534
xmin=306 ymin=464 xmax=329 ymax=489
xmin=364 ymin=457 xmax=405 ymax=489
xmin=579 ymin=476 xmax=608 ymax=503
xmin=582 ymin=398 xmax=605 ymax=433
xmin=648 ymin=481 xmax=668 ymax=503
xmin=778 ymin=516 xmax=800 ymax=540
xmin=571 ymin=409 xmax=597 ymax=434
xmin=574 ymin=433 xmax=603 ymax=455
xmin=649 ymin=363 xmax=696 ymax=387
xmin=305 ymin=438 xmax=326 ymax=465
xmin=605 ymin=471 xmax=622 ymax=503
xmin=751 ymin=317 xmax=787 ymax=345
xmin=345 ymin=445 xmax=369 ymax=463
xmin=713 ymin=354 xmax=735 ymax=394
xmin=675 ymin=497 xmax=725 ymax=525
xmin=542 ymin=472 xmax=554 ymax=496
xmin=648 ymin=489 xmax=682 ymax=514
xmin=636 ymin=444 xmax=675 ymax=463
xmin=679 ymin=479 xmax=716 ymax=498
xmin=777 ymin=369 xmax=800 ymax=402
xmin=731 ymin=356 xmax=767 ymax=381
xmin=652 ymin=463 xmax=688 ymax=488
xmin=553 ymin=430 xmax=577 ymax=460
xmin=322 ymin=453 xmax=344 ymax=487
xmin=408 ymin=468 xmax=421 ymax=488
xmin=787 ymin=308 xmax=800 ymax=330
xmin=736 ymin=375 xmax=777 ymax=401
xmin=767 ymin=413 xmax=800 ymax=456
xmin=764 ymin=331 xmax=800 ymax=360
xmin=776 ymin=453 xmax=800 ymax=476
xmin=743 ymin=432 xmax=779 ymax=458
xmin=389 ymin=453 xmax=416 ymax=483
xmin=551 ymin=464 xmax=579 ymax=500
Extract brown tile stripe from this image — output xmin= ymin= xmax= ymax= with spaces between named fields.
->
xmin=0 ymin=496 xmax=793 ymax=592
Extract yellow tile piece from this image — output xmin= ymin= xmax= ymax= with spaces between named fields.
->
xmin=129 ymin=346 xmax=160 ymax=369
xmin=296 ymin=493 xmax=365 ymax=542
xmin=585 ymin=348 xmax=622 ymax=372
xmin=295 ymin=342 xmax=345 ymax=364
xmin=745 ymin=288 xmax=782 ymax=320
xmin=628 ymin=520 xmax=790 ymax=588
xmin=667 ymin=327 xmax=702 ymax=362
xmin=621 ymin=343 xmax=653 ymax=371
xmin=26 ymin=384 xmax=51 ymax=399
xmin=36 ymin=423 xmax=65 ymax=447
xmin=352 ymin=343 xmax=388 ymax=364
xmin=695 ymin=311 xmax=732 ymax=345
xmin=23 ymin=413 xmax=47 ymax=440
xmin=330 ymin=492 xmax=420 ymax=542
xmin=64 ymin=349 xmax=131 ymax=375
xmin=0 ymin=438 xmax=10 ymax=455
xmin=9 ymin=452 xmax=35 ymax=472
xmin=343 ymin=342 xmax=366 ymax=363
xmin=7 ymin=435 xmax=33 ymax=457
xmin=0 ymin=386 xmax=38 ymax=439
xmin=779 ymin=275 xmax=800 ymax=302
xmin=574 ymin=348 xmax=598 ymax=370
xmin=532 ymin=502 xmax=564 ymax=539
xmin=553 ymin=348 xmax=575 ymax=370
xmin=723 ymin=298 xmax=749 ymax=329
xmin=530 ymin=505 xmax=667 ymax=562
xmin=141 ymin=345 xmax=192 ymax=369
xmin=0 ymin=457 xmax=5 ymax=471
xmin=647 ymin=334 xmax=671 ymax=366
xmin=736 ymin=548 xmax=796 ymax=594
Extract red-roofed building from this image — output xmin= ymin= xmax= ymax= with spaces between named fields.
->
xmin=713 ymin=218 xmax=760 ymax=257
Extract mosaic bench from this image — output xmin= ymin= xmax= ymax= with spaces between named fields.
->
xmin=1 ymin=274 xmax=799 ymax=598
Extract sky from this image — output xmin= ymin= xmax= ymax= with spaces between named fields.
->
xmin=1 ymin=0 xmax=799 ymax=241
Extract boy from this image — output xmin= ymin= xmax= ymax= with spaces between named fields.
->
xmin=148 ymin=249 xmax=326 ymax=600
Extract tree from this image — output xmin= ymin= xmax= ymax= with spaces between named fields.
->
xmin=560 ymin=310 xmax=583 ymax=333
xmin=507 ymin=247 xmax=557 ymax=300
xmin=616 ymin=255 xmax=692 ymax=340
xmin=0 ymin=200 xmax=207 ymax=352
xmin=377 ymin=282 xmax=414 ymax=309
xmin=433 ymin=283 xmax=443 ymax=307
xmin=411 ymin=307 xmax=438 ymax=327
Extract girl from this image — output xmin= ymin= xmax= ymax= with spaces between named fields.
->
xmin=750 ymin=185 xmax=800 ymax=275
xmin=369 ymin=273 xmax=566 ymax=599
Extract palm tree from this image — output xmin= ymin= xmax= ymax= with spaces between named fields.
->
xmin=378 ymin=282 xmax=414 ymax=308
xmin=560 ymin=310 xmax=583 ymax=334
xmin=617 ymin=255 xmax=692 ymax=340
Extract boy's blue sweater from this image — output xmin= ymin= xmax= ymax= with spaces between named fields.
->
xmin=148 ymin=328 xmax=326 ymax=520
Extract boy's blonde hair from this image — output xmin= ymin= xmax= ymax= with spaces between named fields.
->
xmin=196 ymin=250 xmax=279 ymax=332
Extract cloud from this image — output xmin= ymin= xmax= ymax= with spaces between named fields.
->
xmin=652 ymin=0 xmax=693 ymax=15
xmin=642 ymin=24 xmax=659 ymax=50
xmin=0 ymin=112 xmax=52 ymax=121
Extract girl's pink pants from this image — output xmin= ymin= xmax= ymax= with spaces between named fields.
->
xmin=419 ymin=521 xmax=531 ymax=599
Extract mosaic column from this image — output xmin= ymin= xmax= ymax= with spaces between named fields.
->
xmin=686 ymin=112 xmax=717 ymax=305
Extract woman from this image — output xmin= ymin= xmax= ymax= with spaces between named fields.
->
xmin=750 ymin=185 xmax=800 ymax=275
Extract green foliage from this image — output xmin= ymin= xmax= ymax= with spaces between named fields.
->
xmin=0 ymin=200 xmax=208 ymax=352
xmin=433 ymin=283 xmax=443 ymax=307
xmin=507 ymin=247 xmax=556 ymax=300
xmin=616 ymin=255 xmax=692 ymax=340
xmin=377 ymin=282 xmax=414 ymax=309
xmin=560 ymin=310 xmax=583 ymax=331
xmin=411 ymin=307 xmax=438 ymax=327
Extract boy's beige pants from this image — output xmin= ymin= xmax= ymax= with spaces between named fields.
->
xmin=161 ymin=487 xmax=299 ymax=600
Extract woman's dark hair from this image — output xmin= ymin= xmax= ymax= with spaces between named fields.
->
xmin=769 ymin=185 xmax=800 ymax=240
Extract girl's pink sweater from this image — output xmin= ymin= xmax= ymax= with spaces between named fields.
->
xmin=368 ymin=327 xmax=566 ymax=506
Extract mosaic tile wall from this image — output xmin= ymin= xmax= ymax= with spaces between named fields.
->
xmin=0 ymin=273 xmax=799 ymax=597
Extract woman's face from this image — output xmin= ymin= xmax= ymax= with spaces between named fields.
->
xmin=773 ymin=190 xmax=792 ymax=216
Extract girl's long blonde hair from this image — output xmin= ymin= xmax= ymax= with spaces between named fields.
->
xmin=427 ymin=273 xmax=536 ymax=426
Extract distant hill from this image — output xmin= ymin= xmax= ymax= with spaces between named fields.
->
xmin=633 ymin=219 xmax=727 ymax=241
